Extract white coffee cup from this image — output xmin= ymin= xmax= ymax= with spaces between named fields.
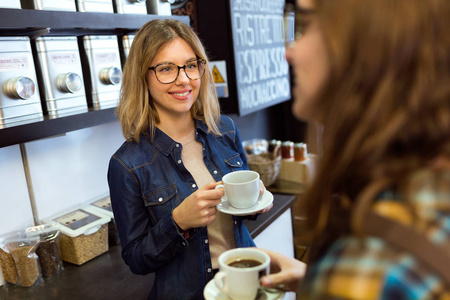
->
xmin=215 ymin=170 xmax=260 ymax=209
xmin=214 ymin=248 xmax=270 ymax=300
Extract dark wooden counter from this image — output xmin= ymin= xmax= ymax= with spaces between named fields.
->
xmin=0 ymin=193 xmax=296 ymax=300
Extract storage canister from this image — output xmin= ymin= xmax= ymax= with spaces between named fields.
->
xmin=76 ymin=0 xmax=114 ymax=13
xmin=44 ymin=206 xmax=110 ymax=265
xmin=83 ymin=35 xmax=123 ymax=110
xmin=35 ymin=36 xmax=88 ymax=118
xmin=0 ymin=0 xmax=21 ymax=8
xmin=88 ymin=196 xmax=120 ymax=246
xmin=114 ymin=0 xmax=147 ymax=14
xmin=20 ymin=0 xmax=76 ymax=11
xmin=120 ymin=34 xmax=135 ymax=62
xmin=0 ymin=37 xmax=43 ymax=128
xmin=147 ymin=0 xmax=172 ymax=15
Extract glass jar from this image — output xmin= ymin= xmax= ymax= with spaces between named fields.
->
xmin=294 ymin=143 xmax=307 ymax=161
xmin=281 ymin=141 xmax=294 ymax=159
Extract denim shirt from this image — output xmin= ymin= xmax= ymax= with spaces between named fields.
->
xmin=107 ymin=115 xmax=256 ymax=300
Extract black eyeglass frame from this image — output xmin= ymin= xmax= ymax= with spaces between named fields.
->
xmin=284 ymin=3 xmax=315 ymax=47
xmin=148 ymin=58 xmax=206 ymax=84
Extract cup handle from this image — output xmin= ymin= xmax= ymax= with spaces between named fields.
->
xmin=215 ymin=184 xmax=227 ymax=201
xmin=214 ymin=271 xmax=228 ymax=295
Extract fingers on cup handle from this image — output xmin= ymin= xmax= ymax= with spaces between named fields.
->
xmin=215 ymin=184 xmax=226 ymax=200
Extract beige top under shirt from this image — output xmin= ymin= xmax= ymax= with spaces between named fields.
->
xmin=177 ymin=129 xmax=237 ymax=269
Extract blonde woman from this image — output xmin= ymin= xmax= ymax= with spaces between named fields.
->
xmin=108 ymin=19 xmax=266 ymax=299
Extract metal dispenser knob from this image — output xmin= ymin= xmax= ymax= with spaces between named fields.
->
xmin=99 ymin=67 xmax=122 ymax=85
xmin=56 ymin=72 xmax=83 ymax=93
xmin=3 ymin=76 xmax=36 ymax=99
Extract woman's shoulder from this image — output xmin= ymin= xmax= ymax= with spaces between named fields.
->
xmin=304 ymin=234 xmax=448 ymax=299
xmin=110 ymin=135 xmax=156 ymax=166
xmin=217 ymin=115 xmax=236 ymax=131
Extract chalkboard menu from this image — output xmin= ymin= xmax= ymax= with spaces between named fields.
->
xmin=228 ymin=0 xmax=291 ymax=116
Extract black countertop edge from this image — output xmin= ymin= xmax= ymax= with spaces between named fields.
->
xmin=245 ymin=193 xmax=296 ymax=238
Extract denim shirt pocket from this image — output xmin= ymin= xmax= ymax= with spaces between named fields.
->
xmin=143 ymin=185 xmax=178 ymax=224
xmin=223 ymin=154 xmax=245 ymax=172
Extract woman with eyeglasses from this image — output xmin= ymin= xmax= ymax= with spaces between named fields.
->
xmin=107 ymin=19 xmax=268 ymax=299
xmin=260 ymin=0 xmax=450 ymax=298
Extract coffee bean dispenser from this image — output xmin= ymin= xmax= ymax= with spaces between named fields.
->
xmin=35 ymin=36 xmax=88 ymax=118
xmin=76 ymin=0 xmax=114 ymax=13
xmin=147 ymin=0 xmax=172 ymax=15
xmin=120 ymin=34 xmax=135 ymax=62
xmin=20 ymin=0 xmax=76 ymax=11
xmin=0 ymin=0 xmax=21 ymax=8
xmin=0 ymin=37 xmax=43 ymax=128
xmin=82 ymin=35 xmax=123 ymax=109
xmin=113 ymin=0 xmax=147 ymax=14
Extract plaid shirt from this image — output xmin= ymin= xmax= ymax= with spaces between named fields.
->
xmin=299 ymin=170 xmax=450 ymax=299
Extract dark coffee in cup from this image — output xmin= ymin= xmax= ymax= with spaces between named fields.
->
xmin=227 ymin=258 xmax=262 ymax=268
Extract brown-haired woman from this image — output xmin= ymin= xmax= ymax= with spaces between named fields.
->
xmin=260 ymin=0 xmax=450 ymax=298
xmin=108 ymin=19 xmax=267 ymax=299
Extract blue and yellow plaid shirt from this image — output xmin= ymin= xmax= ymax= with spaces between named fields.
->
xmin=299 ymin=170 xmax=450 ymax=299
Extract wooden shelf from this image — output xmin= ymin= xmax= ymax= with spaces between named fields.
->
xmin=0 ymin=8 xmax=187 ymax=36
xmin=0 ymin=108 xmax=118 ymax=148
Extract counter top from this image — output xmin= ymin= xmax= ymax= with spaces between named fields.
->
xmin=0 ymin=193 xmax=296 ymax=300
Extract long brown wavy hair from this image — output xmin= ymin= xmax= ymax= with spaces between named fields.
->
xmin=304 ymin=0 xmax=450 ymax=236
xmin=117 ymin=19 xmax=221 ymax=142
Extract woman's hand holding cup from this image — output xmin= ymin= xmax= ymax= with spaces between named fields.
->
xmin=173 ymin=182 xmax=223 ymax=231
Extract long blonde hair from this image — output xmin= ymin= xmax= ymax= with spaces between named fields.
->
xmin=305 ymin=0 xmax=450 ymax=235
xmin=117 ymin=19 xmax=221 ymax=142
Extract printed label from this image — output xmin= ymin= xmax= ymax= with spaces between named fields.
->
xmin=95 ymin=52 xmax=117 ymax=64
xmin=51 ymin=53 xmax=77 ymax=65
xmin=92 ymin=198 xmax=112 ymax=212
xmin=54 ymin=210 xmax=100 ymax=231
xmin=0 ymin=56 xmax=29 ymax=72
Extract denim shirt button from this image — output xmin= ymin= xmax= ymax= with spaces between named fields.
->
xmin=182 ymin=242 xmax=186 ymax=246
xmin=192 ymin=184 xmax=197 ymax=188
xmin=205 ymin=239 xmax=209 ymax=244
xmin=178 ymin=160 xmax=182 ymax=164
xmin=213 ymin=170 xmax=217 ymax=174
xmin=158 ymin=197 xmax=163 ymax=202
xmin=207 ymin=268 xmax=212 ymax=273
xmin=176 ymin=144 xmax=180 ymax=147
xmin=234 ymin=221 xmax=237 ymax=225
xmin=237 ymin=162 xmax=241 ymax=165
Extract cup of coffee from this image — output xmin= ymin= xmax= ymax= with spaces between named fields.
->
xmin=214 ymin=248 xmax=270 ymax=300
xmin=215 ymin=170 xmax=260 ymax=209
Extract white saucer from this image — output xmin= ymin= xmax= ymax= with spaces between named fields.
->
xmin=216 ymin=190 xmax=274 ymax=216
xmin=203 ymin=278 xmax=284 ymax=300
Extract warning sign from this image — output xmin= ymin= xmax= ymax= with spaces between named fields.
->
xmin=209 ymin=61 xmax=228 ymax=98
xmin=212 ymin=65 xmax=225 ymax=83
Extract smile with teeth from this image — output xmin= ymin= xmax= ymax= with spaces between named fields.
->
xmin=170 ymin=91 xmax=190 ymax=96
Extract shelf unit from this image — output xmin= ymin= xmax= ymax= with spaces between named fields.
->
xmin=0 ymin=8 xmax=189 ymax=148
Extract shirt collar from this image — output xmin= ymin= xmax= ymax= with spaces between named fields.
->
xmin=152 ymin=119 xmax=207 ymax=155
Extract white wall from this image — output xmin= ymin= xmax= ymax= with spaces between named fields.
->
xmin=0 ymin=144 xmax=35 ymax=286
xmin=0 ymin=121 xmax=124 ymax=285
xmin=25 ymin=121 xmax=124 ymax=221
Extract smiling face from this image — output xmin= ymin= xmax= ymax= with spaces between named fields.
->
xmin=146 ymin=37 xmax=201 ymax=121
xmin=285 ymin=0 xmax=329 ymax=123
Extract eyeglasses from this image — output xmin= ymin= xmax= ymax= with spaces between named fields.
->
xmin=283 ymin=3 xmax=315 ymax=48
xmin=148 ymin=59 xmax=206 ymax=84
